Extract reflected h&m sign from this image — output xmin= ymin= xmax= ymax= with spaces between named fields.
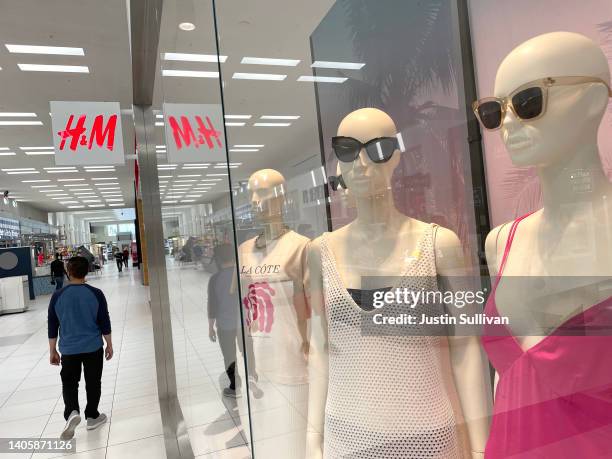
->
xmin=50 ymin=101 xmax=125 ymax=165
xmin=162 ymin=103 xmax=226 ymax=164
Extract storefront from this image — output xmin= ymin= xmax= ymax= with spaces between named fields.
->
xmin=2 ymin=0 xmax=609 ymax=457
xmin=165 ymin=0 xmax=611 ymax=457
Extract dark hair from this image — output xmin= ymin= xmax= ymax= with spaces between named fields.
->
xmin=67 ymin=256 xmax=89 ymax=279
xmin=55 ymin=253 xmax=60 ymax=259
xmin=213 ymin=244 xmax=235 ymax=268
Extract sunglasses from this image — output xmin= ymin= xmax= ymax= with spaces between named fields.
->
xmin=473 ymin=76 xmax=612 ymax=131
xmin=332 ymin=136 xmax=400 ymax=163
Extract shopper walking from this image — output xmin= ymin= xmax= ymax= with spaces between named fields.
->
xmin=48 ymin=256 xmax=113 ymax=440
xmin=50 ymin=253 xmax=67 ymax=290
xmin=113 ymin=250 xmax=123 ymax=272
xmin=122 ymin=247 xmax=129 ymax=268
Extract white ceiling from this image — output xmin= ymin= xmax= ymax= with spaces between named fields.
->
xmin=0 ymin=0 xmax=134 ymax=213
xmin=0 ymin=0 xmax=349 ymax=215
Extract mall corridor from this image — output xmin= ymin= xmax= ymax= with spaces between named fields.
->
xmin=0 ymin=265 xmax=166 ymax=459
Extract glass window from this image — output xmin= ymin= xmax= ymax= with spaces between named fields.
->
xmin=211 ymin=1 xmax=491 ymax=457
xmin=156 ymin=1 xmax=612 ymax=457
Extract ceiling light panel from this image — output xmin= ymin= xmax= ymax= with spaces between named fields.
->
xmin=260 ymin=115 xmax=300 ymax=120
xmin=0 ymin=121 xmax=43 ymax=126
xmin=163 ymin=52 xmax=227 ymax=63
xmin=232 ymin=72 xmax=287 ymax=81
xmin=0 ymin=112 xmax=37 ymax=117
xmin=6 ymin=44 xmax=84 ymax=55
xmin=241 ymin=57 xmax=300 ymax=66
xmin=298 ymin=75 xmax=348 ymax=83
xmin=162 ymin=70 xmax=219 ymax=78
xmin=0 ymin=152 xmax=16 ymax=156
xmin=253 ymin=122 xmax=291 ymax=127
xmin=311 ymin=60 xmax=365 ymax=69
xmin=18 ymin=64 xmax=89 ymax=73
xmin=224 ymin=115 xmax=252 ymax=119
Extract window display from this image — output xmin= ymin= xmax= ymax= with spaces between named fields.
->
xmin=156 ymin=0 xmax=612 ymax=458
xmin=480 ymin=32 xmax=612 ymax=458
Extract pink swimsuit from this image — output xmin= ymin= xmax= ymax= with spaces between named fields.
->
xmin=482 ymin=214 xmax=612 ymax=458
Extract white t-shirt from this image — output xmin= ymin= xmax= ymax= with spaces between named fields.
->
xmin=238 ymin=230 xmax=310 ymax=385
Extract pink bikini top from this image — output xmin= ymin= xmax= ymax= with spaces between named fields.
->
xmin=481 ymin=213 xmax=612 ymax=458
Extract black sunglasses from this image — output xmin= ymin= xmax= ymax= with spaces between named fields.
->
xmin=331 ymin=136 xmax=399 ymax=163
xmin=473 ymin=76 xmax=612 ymax=131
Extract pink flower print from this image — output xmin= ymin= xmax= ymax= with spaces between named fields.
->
xmin=243 ymin=282 xmax=276 ymax=333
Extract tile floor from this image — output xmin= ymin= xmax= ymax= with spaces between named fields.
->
xmin=0 ymin=258 xmax=307 ymax=459
xmin=0 ymin=263 xmax=165 ymax=459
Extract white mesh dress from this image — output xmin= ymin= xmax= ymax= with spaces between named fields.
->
xmin=319 ymin=224 xmax=462 ymax=459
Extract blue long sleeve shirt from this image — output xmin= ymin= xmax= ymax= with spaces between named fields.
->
xmin=48 ymin=284 xmax=111 ymax=355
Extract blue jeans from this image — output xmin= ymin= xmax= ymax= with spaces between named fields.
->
xmin=54 ymin=276 xmax=64 ymax=290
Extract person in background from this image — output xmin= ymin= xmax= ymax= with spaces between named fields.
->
xmin=207 ymin=244 xmax=259 ymax=398
xmin=48 ymin=256 xmax=113 ymax=440
xmin=122 ymin=247 xmax=129 ymax=268
xmin=113 ymin=249 xmax=123 ymax=272
xmin=50 ymin=253 xmax=68 ymax=290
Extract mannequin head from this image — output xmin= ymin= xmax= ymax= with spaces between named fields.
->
xmin=247 ymin=168 xmax=286 ymax=222
xmin=494 ymin=31 xmax=611 ymax=167
xmin=336 ymin=108 xmax=400 ymax=198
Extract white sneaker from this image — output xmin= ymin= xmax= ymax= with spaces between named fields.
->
xmin=86 ymin=413 xmax=107 ymax=430
xmin=60 ymin=411 xmax=81 ymax=439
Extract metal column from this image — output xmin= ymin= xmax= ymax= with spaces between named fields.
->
xmin=134 ymin=106 xmax=193 ymax=459
xmin=130 ymin=1 xmax=193 ymax=457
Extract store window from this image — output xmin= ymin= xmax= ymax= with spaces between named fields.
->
xmin=210 ymin=0 xmax=612 ymax=458
xmin=153 ymin=0 xmax=612 ymax=457
xmin=210 ymin=0 xmax=490 ymax=457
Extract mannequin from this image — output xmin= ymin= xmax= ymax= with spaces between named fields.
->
xmin=236 ymin=169 xmax=311 ymax=454
xmin=238 ymin=168 xmax=310 ymax=382
xmin=481 ymin=32 xmax=612 ymax=457
xmin=306 ymin=108 xmax=489 ymax=458
xmin=485 ymin=31 xmax=612 ymax=346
